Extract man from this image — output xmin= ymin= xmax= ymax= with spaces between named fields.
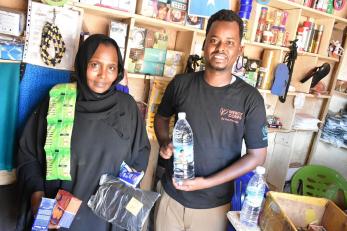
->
xmin=154 ymin=9 xmax=268 ymax=231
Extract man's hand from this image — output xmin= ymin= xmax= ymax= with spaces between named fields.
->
xmin=159 ymin=141 xmax=173 ymax=159
xmin=172 ymin=177 xmax=211 ymax=191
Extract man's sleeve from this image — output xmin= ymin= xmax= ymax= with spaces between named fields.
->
xmin=157 ymin=78 xmax=176 ymax=118
xmin=243 ymin=93 xmax=268 ymax=149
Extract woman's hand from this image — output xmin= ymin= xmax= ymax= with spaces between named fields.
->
xmin=31 ymin=191 xmax=44 ymax=217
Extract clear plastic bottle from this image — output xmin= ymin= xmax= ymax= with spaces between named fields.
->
xmin=172 ymin=112 xmax=194 ymax=184
xmin=240 ymin=166 xmax=266 ymax=229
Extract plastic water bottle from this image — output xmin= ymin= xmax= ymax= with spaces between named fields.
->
xmin=240 ymin=166 xmax=266 ymax=229
xmin=173 ymin=112 xmax=194 ymax=184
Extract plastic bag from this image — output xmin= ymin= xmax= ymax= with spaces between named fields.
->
xmin=88 ymin=174 xmax=160 ymax=231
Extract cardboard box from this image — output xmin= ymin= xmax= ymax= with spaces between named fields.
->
xmin=136 ymin=0 xmax=156 ymax=17
xmin=259 ymin=191 xmax=347 ymax=231
xmin=50 ymin=190 xmax=82 ymax=228
xmin=144 ymin=48 xmax=166 ymax=63
xmin=129 ymin=27 xmax=146 ymax=49
xmin=165 ymin=50 xmax=184 ymax=66
xmin=109 ymin=20 xmax=127 ymax=48
xmin=0 ymin=7 xmax=26 ymax=36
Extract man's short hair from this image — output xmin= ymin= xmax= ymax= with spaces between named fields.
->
xmin=205 ymin=9 xmax=244 ymax=40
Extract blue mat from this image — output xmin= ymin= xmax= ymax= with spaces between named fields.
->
xmin=0 ymin=63 xmax=20 ymax=170
xmin=18 ymin=64 xmax=71 ymax=135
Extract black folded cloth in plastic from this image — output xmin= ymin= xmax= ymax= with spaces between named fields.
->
xmin=88 ymin=174 xmax=160 ymax=231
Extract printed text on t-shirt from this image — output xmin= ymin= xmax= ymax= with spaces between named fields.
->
xmin=220 ymin=107 xmax=243 ymax=123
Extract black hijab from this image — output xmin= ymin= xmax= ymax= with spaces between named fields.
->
xmin=74 ymin=34 xmax=124 ymax=113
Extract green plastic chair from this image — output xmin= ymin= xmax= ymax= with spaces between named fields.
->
xmin=290 ymin=165 xmax=347 ymax=208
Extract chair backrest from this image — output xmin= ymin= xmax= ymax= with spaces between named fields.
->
xmin=290 ymin=165 xmax=347 ymax=208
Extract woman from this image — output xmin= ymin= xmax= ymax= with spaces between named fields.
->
xmin=16 ymin=34 xmax=150 ymax=230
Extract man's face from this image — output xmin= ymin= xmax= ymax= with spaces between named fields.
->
xmin=204 ymin=21 xmax=242 ymax=72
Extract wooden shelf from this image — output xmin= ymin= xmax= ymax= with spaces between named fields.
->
xmin=258 ymin=89 xmax=331 ymax=98
xmin=334 ymin=90 xmax=347 ymax=97
xmin=243 ymin=40 xmax=288 ymax=51
xmin=128 ymin=72 xmax=172 ymax=81
xmin=73 ymin=2 xmax=205 ymax=33
xmin=268 ymin=127 xmax=318 ymax=133
xmin=0 ymin=59 xmax=21 ymax=63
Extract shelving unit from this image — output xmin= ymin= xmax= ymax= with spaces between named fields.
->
xmin=1 ymin=0 xmax=346 ymax=191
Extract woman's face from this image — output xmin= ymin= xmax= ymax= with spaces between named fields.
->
xmin=86 ymin=43 xmax=118 ymax=94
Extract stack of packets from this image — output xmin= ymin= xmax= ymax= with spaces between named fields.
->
xmin=32 ymin=190 xmax=82 ymax=230
xmin=164 ymin=50 xmax=184 ymax=77
xmin=128 ymin=27 xmax=168 ymax=76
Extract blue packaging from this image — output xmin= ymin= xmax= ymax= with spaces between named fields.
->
xmin=239 ymin=4 xmax=252 ymax=12
xmin=240 ymin=0 xmax=253 ymax=4
xmin=238 ymin=11 xmax=251 ymax=19
xmin=118 ymin=161 xmax=144 ymax=187
xmin=32 ymin=198 xmax=56 ymax=231
xmin=0 ymin=43 xmax=23 ymax=61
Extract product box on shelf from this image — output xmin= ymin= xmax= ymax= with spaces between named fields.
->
xmin=136 ymin=0 xmax=156 ymax=17
xmin=168 ymin=2 xmax=187 ymax=24
xmin=145 ymin=30 xmax=168 ymax=49
xmin=129 ymin=27 xmax=147 ymax=49
xmin=164 ymin=64 xmax=183 ymax=77
xmin=144 ymin=48 xmax=167 ymax=63
xmin=165 ymin=50 xmax=184 ymax=66
xmin=100 ymin=0 xmax=136 ymax=13
xmin=128 ymin=59 xmax=164 ymax=76
xmin=0 ymin=7 xmax=26 ymax=37
xmin=259 ymin=192 xmax=347 ymax=231
xmin=185 ymin=15 xmax=204 ymax=29
xmin=109 ymin=21 xmax=128 ymax=48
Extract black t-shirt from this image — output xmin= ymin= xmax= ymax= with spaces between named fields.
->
xmin=157 ymin=71 xmax=268 ymax=209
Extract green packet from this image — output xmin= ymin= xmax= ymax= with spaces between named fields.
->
xmin=45 ymin=148 xmax=71 ymax=181
xmin=45 ymin=123 xmax=74 ymax=150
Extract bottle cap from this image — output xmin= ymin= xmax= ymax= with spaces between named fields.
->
xmin=178 ymin=112 xmax=186 ymax=119
xmin=255 ymin=166 xmax=266 ymax=174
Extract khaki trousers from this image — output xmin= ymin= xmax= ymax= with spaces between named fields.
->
xmin=154 ymin=183 xmax=230 ymax=231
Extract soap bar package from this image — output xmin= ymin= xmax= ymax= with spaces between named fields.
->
xmin=50 ymin=189 xmax=82 ymax=228
xmin=32 ymin=198 xmax=56 ymax=231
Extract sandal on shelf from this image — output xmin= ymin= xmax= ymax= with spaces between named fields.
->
xmin=300 ymin=63 xmax=331 ymax=88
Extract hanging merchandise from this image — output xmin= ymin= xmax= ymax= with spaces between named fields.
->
xmin=40 ymin=21 xmax=66 ymax=67
xmin=279 ymin=40 xmax=298 ymax=103
xmin=271 ymin=64 xmax=289 ymax=96
xmin=300 ymin=63 xmax=331 ymax=88
xmin=23 ymin=1 xmax=83 ymax=70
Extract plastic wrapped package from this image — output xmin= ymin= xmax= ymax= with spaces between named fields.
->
xmin=88 ymin=174 xmax=160 ymax=231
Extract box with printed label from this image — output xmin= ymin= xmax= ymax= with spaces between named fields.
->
xmin=144 ymin=48 xmax=167 ymax=63
xmin=109 ymin=20 xmax=128 ymax=48
xmin=164 ymin=64 xmax=183 ymax=77
xmin=165 ymin=50 xmax=184 ymax=66
xmin=0 ymin=7 xmax=26 ymax=36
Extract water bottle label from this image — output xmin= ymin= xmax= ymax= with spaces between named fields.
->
xmin=245 ymin=186 xmax=263 ymax=207
xmin=173 ymin=145 xmax=194 ymax=163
